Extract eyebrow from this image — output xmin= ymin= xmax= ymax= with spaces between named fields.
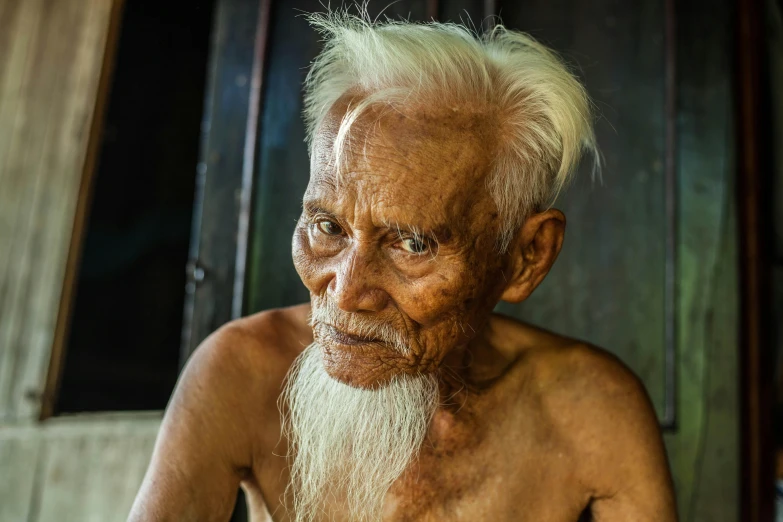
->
xmin=386 ymin=220 xmax=453 ymax=243
xmin=303 ymin=200 xmax=453 ymax=243
xmin=302 ymin=202 xmax=334 ymax=218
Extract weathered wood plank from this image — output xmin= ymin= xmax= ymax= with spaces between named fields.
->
xmin=33 ymin=426 xmax=157 ymax=522
xmin=769 ymin=0 xmax=783 ymax=421
xmin=494 ymin=0 xmax=739 ymax=519
xmin=245 ymin=0 xmax=324 ymax=314
xmin=0 ymin=413 xmax=161 ymax=522
xmin=679 ymin=202 xmax=739 ymax=521
xmin=0 ymin=0 xmax=117 ymax=422
xmin=736 ymin=0 xmax=775 ymax=518
xmin=0 ymin=433 xmax=42 ymax=522
xmin=772 ymin=0 xmax=783 ymax=264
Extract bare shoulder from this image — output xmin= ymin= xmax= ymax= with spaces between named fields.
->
xmin=504 ymin=325 xmax=674 ymax=508
xmin=129 ymin=304 xmax=314 ymax=521
xmin=166 ymin=304 xmax=312 ymax=460
xmin=220 ymin=302 xmax=313 ymax=350
xmin=190 ymin=303 xmax=312 ymax=387
xmin=492 ymin=316 xmax=653 ymax=428
xmin=525 ymin=340 xmax=650 ymax=416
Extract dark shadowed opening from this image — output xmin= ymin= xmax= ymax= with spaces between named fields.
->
xmin=55 ymin=0 xmax=215 ymax=414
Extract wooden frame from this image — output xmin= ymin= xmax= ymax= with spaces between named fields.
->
xmin=39 ymin=0 xmax=126 ymax=421
xmin=181 ymin=0 xmax=275 ymax=360
xmin=737 ymin=0 xmax=775 ymax=519
xmin=0 ymin=0 xmax=125 ymax=422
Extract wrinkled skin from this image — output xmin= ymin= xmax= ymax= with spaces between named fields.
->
xmin=128 ymin=99 xmax=679 ymax=522
xmin=292 ymin=99 xmax=527 ymax=389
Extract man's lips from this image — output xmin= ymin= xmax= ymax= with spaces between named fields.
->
xmin=323 ymin=325 xmax=384 ymax=346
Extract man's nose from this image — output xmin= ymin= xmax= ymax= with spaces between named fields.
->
xmin=327 ymin=245 xmax=389 ymax=313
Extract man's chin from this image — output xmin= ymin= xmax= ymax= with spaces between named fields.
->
xmin=319 ymin=342 xmax=408 ymax=390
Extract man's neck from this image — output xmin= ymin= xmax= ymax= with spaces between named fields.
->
xmin=439 ymin=315 xmax=515 ymax=389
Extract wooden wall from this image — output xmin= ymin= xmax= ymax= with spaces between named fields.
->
xmin=0 ymin=413 xmax=159 ymax=522
xmin=0 ymin=0 xmax=120 ymax=422
xmin=0 ymin=2 xmax=159 ymax=521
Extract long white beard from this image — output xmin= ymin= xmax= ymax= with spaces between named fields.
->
xmin=281 ymin=344 xmax=439 ymax=522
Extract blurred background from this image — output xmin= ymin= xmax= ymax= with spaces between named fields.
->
xmin=0 ymin=0 xmax=777 ymax=520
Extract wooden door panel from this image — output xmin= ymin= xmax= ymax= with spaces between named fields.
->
xmin=494 ymin=0 xmax=739 ymax=520
xmin=0 ymin=0 xmax=120 ymax=422
xmin=494 ymin=0 xmax=670 ymax=422
xmin=666 ymin=0 xmax=739 ymax=518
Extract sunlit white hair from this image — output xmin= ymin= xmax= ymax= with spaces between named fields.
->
xmin=303 ymin=8 xmax=600 ymax=251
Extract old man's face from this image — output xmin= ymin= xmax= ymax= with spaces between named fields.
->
xmin=292 ymin=100 xmax=512 ymax=389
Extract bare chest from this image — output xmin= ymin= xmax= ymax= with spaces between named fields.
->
xmin=249 ymin=419 xmax=590 ymax=522
xmin=379 ymin=432 xmax=588 ymax=522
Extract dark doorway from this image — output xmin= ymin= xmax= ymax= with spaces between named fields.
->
xmin=56 ymin=0 xmax=215 ymax=413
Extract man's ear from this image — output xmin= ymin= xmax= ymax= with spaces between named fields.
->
xmin=500 ymin=208 xmax=566 ymax=303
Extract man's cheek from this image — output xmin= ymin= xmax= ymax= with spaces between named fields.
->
xmin=395 ymin=280 xmax=472 ymax=327
xmin=292 ymin=233 xmax=309 ymax=281
xmin=292 ymin=228 xmax=324 ymax=293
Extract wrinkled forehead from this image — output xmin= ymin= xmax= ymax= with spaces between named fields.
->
xmin=309 ymin=98 xmax=499 ymax=220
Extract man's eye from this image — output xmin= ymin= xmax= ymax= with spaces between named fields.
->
xmin=400 ymin=238 xmax=429 ymax=255
xmin=316 ymin=220 xmax=343 ymax=236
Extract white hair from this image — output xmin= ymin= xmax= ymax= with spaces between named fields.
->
xmin=303 ymin=9 xmax=600 ymax=251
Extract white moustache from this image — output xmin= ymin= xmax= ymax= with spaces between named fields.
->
xmin=309 ymin=301 xmax=410 ymax=353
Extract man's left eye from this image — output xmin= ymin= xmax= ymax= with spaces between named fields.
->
xmin=316 ymin=220 xmax=343 ymax=236
xmin=400 ymin=238 xmax=429 ymax=255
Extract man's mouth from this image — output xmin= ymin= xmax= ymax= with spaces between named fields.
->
xmin=323 ymin=325 xmax=384 ymax=346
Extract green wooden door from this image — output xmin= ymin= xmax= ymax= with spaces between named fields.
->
xmin=492 ymin=2 xmax=740 ymax=521
xmin=192 ymin=1 xmax=740 ymax=520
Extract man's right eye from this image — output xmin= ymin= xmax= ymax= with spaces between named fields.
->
xmin=316 ymin=220 xmax=343 ymax=236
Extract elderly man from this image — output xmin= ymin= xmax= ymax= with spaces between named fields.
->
xmin=129 ymin=11 xmax=677 ymax=522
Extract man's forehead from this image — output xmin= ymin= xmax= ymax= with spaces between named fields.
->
xmin=307 ymin=148 xmax=482 ymax=232
xmin=311 ymin=101 xmax=497 ymax=195
xmin=314 ymin=97 xmax=498 ymax=153
xmin=306 ymin=98 xmax=501 ymax=239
